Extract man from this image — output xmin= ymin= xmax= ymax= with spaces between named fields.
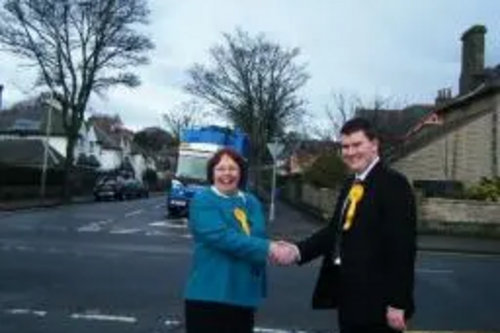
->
xmin=275 ymin=117 xmax=417 ymax=333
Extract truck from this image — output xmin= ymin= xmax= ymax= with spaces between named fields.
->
xmin=166 ymin=125 xmax=250 ymax=218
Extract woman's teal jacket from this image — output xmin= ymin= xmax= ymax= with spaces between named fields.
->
xmin=184 ymin=187 xmax=270 ymax=308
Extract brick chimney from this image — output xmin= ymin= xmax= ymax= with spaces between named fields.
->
xmin=0 ymin=84 xmax=3 ymax=110
xmin=459 ymin=25 xmax=487 ymax=95
xmin=435 ymin=87 xmax=453 ymax=106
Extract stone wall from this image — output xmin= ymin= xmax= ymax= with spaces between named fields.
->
xmin=420 ymin=197 xmax=500 ymax=224
xmin=281 ymin=182 xmax=500 ymax=235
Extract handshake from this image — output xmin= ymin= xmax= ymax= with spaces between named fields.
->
xmin=268 ymin=240 xmax=300 ymax=266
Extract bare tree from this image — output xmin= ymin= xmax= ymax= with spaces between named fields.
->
xmin=162 ymin=100 xmax=212 ymax=143
xmin=0 ymin=0 xmax=154 ymax=200
xmin=185 ymin=29 xmax=309 ymax=186
xmin=321 ymin=92 xmax=396 ymax=140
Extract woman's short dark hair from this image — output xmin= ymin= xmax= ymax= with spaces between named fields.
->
xmin=206 ymin=147 xmax=248 ymax=189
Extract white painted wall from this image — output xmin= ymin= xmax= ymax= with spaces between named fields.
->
xmin=131 ymin=154 xmax=147 ymax=180
xmin=99 ymin=149 xmax=122 ymax=171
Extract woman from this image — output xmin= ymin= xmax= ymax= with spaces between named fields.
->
xmin=184 ymin=147 xmax=279 ymax=333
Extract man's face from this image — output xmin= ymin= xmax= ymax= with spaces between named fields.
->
xmin=341 ymin=130 xmax=379 ymax=174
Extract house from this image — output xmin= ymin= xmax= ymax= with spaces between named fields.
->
xmin=286 ymin=140 xmax=340 ymax=174
xmin=388 ymin=25 xmax=500 ymax=187
xmin=0 ymin=94 xmax=157 ymax=181
xmin=0 ymin=139 xmax=64 ymax=169
xmin=0 ymin=93 xmax=75 ymax=170
xmin=88 ymin=115 xmax=157 ymax=180
xmin=357 ymin=104 xmax=435 ymax=156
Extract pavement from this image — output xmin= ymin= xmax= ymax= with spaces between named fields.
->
xmin=0 ymin=192 xmax=165 ymax=211
xmin=0 ymin=196 xmax=92 ymax=211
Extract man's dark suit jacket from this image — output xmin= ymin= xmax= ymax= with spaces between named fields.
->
xmin=297 ymin=162 xmax=417 ymax=326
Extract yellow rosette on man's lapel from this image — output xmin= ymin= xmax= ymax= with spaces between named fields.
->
xmin=234 ymin=208 xmax=250 ymax=235
xmin=343 ymin=183 xmax=364 ymax=231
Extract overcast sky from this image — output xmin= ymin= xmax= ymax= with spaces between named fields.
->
xmin=1 ymin=0 xmax=500 ymax=132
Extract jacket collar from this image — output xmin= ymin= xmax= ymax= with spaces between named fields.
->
xmin=355 ymin=156 xmax=380 ymax=181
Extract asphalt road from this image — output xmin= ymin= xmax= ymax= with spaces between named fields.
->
xmin=0 ymin=196 xmax=499 ymax=332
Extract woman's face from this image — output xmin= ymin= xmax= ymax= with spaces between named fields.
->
xmin=213 ymin=154 xmax=241 ymax=195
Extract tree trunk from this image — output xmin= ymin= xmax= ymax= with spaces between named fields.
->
xmin=62 ymin=134 xmax=77 ymax=202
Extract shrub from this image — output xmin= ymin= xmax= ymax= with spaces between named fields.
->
xmin=303 ymin=152 xmax=347 ymax=189
xmin=465 ymin=177 xmax=500 ymax=201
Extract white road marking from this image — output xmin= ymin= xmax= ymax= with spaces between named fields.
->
xmin=417 ymin=268 xmax=454 ymax=274
xmin=3 ymin=308 xmax=323 ymax=332
xmin=5 ymin=308 xmax=47 ymax=317
xmin=254 ymin=328 xmax=308 ymax=333
xmin=13 ymin=245 xmax=36 ymax=252
xmin=124 ymin=210 xmax=143 ymax=217
xmin=155 ymin=204 xmax=163 ymax=209
xmin=70 ymin=313 xmax=137 ymax=323
xmin=77 ymin=223 xmax=101 ymax=232
xmin=164 ymin=318 xmax=182 ymax=327
xmin=420 ymin=250 xmax=500 ymax=259
xmin=149 ymin=221 xmax=168 ymax=227
xmin=4 ymin=304 xmax=484 ymax=333
xmin=109 ymin=228 xmax=142 ymax=234
xmin=145 ymin=230 xmax=168 ymax=237
xmin=96 ymin=219 xmax=114 ymax=225
xmin=149 ymin=220 xmax=187 ymax=229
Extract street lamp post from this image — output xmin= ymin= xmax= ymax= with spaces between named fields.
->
xmin=266 ymin=138 xmax=284 ymax=222
xmin=40 ymin=94 xmax=55 ymax=201
xmin=269 ymin=150 xmax=278 ymax=221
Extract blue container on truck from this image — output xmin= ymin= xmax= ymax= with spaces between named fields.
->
xmin=166 ymin=126 xmax=249 ymax=218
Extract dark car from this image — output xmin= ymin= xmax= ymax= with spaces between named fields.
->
xmin=94 ymin=175 xmax=148 ymax=201
xmin=121 ymin=178 xmax=149 ymax=199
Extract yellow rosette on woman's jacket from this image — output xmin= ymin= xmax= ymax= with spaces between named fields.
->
xmin=234 ymin=208 xmax=250 ymax=235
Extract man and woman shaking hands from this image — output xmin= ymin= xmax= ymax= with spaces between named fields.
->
xmin=184 ymin=117 xmax=417 ymax=333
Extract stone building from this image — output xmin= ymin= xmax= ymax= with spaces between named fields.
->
xmin=389 ymin=25 xmax=500 ymax=187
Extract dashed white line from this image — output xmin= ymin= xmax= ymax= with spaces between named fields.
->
xmin=124 ymin=210 xmax=143 ymax=217
xmin=164 ymin=318 xmax=182 ymax=327
xmin=5 ymin=308 xmax=47 ymax=317
xmin=77 ymin=224 xmax=101 ymax=232
xmin=417 ymin=268 xmax=454 ymax=274
xmin=3 ymin=309 xmax=320 ymax=332
xmin=149 ymin=221 xmax=168 ymax=227
xmin=109 ymin=228 xmax=142 ymax=234
xmin=145 ymin=230 xmax=168 ymax=237
xmin=254 ymin=328 xmax=308 ymax=333
xmin=70 ymin=313 xmax=137 ymax=323
xmin=149 ymin=220 xmax=187 ymax=229
xmin=12 ymin=245 xmax=36 ymax=252
xmin=421 ymin=250 xmax=500 ymax=259
xmin=96 ymin=219 xmax=114 ymax=225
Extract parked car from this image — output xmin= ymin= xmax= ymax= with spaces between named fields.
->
xmin=121 ymin=178 xmax=149 ymax=199
xmin=94 ymin=175 xmax=148 ymax=201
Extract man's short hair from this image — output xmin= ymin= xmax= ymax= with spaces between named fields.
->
xmin=340 ymin=117 xmax=378 ymax=140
